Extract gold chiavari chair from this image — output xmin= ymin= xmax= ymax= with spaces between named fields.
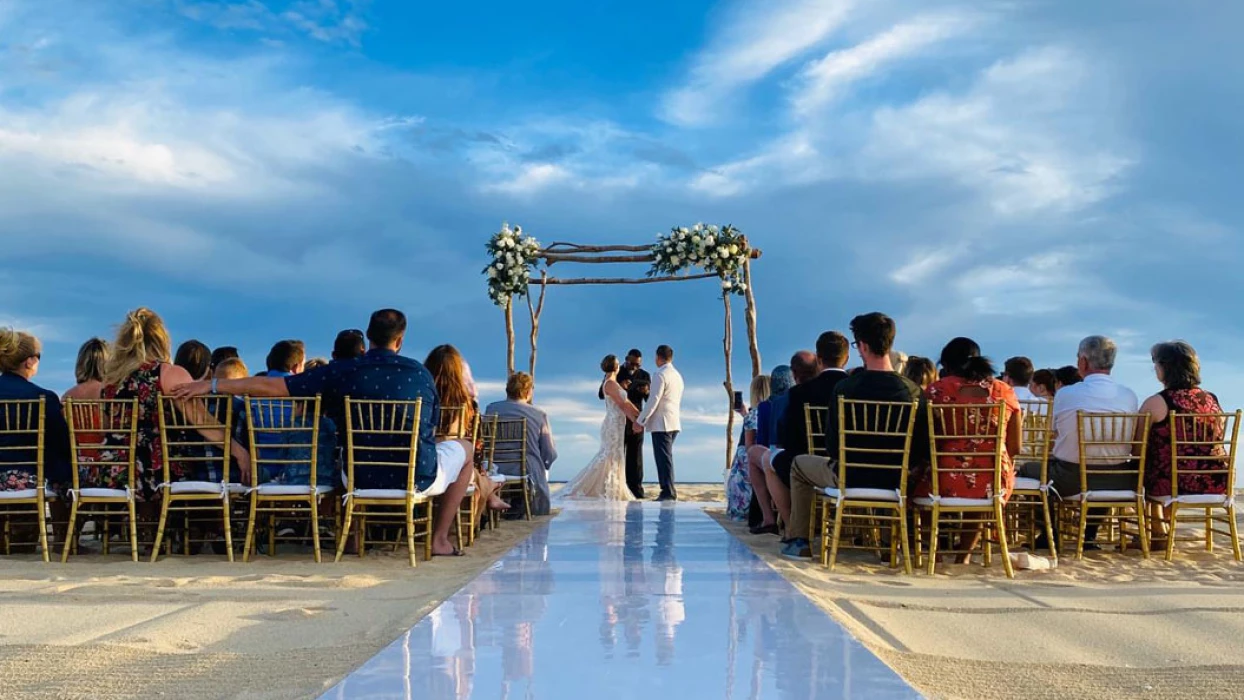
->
xmin=1057 ymin=411 xmax=1152 ymax=560
xmin=153 ymin=395 xmax=241 ymax=562
xmin=337 ymin=398 xmax=430 ymax=567
xmin=1008 ymin=399 xmax=1057 ymax=562
xmin=804 ymin=404 xmax=830 ymax=541
xmin=1150 ymin=410 xmax=1242 ymax=561
xmin=0 ymin=398 xmax=54 ymax=562
xmin=63 ymin=399 xmax=140 ymax=562
xmin=913 ymin=402 xmax=1014 ymax=578
xmin=439 ymin=406 xmax=481 ymax=547
xmin=816 ymin=398 xmax=919 ymax=573
xmin=243 ymin=396 xmax=332 ymax=562
xmin=487 ymin=416 xmax=533 ymax=521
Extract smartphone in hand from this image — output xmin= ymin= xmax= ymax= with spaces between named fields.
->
xmin=733 ymin=391 xmax=744 ymax=412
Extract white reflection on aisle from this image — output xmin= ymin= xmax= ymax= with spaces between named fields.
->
xmin=325 ymin=502 xmax=920 ymax=699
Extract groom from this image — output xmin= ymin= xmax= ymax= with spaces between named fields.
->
xmin=634 ymin=344 xmax=684 ymax=501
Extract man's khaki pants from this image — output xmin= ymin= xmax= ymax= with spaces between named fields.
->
xmin=789 ymin=454 xmax=839 ymax=542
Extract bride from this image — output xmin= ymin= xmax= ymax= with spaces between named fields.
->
xmin=558 ymin=355 xmax=641 ymax=501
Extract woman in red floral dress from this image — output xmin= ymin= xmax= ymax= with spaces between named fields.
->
xmin=1140 ymin=341 xmax=1227 ymax=541
xmin=915 ymin=338 xmax=1021 ymax=562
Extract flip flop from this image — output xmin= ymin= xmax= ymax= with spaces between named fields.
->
xmin=432 ymin=548 xmax=466 ymax=558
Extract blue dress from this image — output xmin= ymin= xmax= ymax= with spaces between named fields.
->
xmin=725 ymin=408 xmax=758 ymax=520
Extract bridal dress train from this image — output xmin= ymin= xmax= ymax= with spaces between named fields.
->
xmin=558 ymin=396 xmax=635 ymax=501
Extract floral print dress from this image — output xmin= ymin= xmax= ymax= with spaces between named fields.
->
xmin=1145 ymin=388 xmax=1225 ymax=498
xmin=726 ymin=408 xmax=758 ymax=520
xmin=100 ymin=362 xmax=176 ymax=501
xmin=915 ymin=376 xmax=1019 ymax=502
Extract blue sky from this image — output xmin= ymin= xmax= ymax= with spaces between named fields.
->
xmin=3 ymin=0 xmax=1243 ymax=483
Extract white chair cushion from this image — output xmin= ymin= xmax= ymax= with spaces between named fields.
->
xmin=0 ymin=488 xmax=55 ymax=500
xmin=78 ymin=487 xmax=129 ymax=499
xmin=489 ymin=474 xmax=506 ymax=484
xmin=227 ymin=483 xmax=248 ymax=496
xmin=352 ymin=488 xmax=429 ymax=501
xmin=166 ymin=481 xmax=226 ymax=495
xmin=823 ymin=487 xmax=901 ymax=502
xmin=1147 ymin=493 xmax=1233 ymax=507
xmin=1082 ymin=489 xmax=1139 ymax=501
xmin=914 ymin=496 xmax=993 ymax=508
xmin=255 ymin=484 xmax=333 ymax=497
xmin=494 ymin=474 xmax=524 ymax=483
xmin=1013 ymin=477 xmax=1043 ymax=492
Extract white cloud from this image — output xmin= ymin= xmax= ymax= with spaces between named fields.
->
xmin=792 ymin=12 xmax=978 ymax=116
xmin=662 ymin=0 xmax=855 ymax=126
xmin=483 ymin=162 xmax=572 ymax=196
xmin=176 ymin=0 xmax=370 ymax=46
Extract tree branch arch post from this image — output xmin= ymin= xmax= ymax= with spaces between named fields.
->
xmin=485 ymin=224 xmax=764 ymax=473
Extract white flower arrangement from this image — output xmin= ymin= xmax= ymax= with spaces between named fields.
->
xmin=649 ymin=223 xmax=751 ymax=296
xmin=483 ymin=222 xmax=542 ymax=306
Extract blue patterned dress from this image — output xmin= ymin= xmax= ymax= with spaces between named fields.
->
xmin=726 ymin=408 xmax=758 ymax=520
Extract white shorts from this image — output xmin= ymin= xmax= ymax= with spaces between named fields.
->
xmin=764 ymin=447 xmax=784 ymax=470
xmin=421 ymin=440 xmax=468 ymax=497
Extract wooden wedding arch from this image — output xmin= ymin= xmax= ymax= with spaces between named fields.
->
xmin=487 ymin=226 xmax=765 ymax=471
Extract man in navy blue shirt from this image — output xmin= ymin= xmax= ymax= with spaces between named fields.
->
xmin=172 ymin=309 xmax=473 ymax=557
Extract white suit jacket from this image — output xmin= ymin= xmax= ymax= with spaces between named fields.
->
xmin=638 ymin=363 xmax=684 ymax=433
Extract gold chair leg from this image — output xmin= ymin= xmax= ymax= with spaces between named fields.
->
xmin=424 ymin=502 xmax=434 ymax=562
xmin=996 ymin=502 xmax=1015 ymax=579
xmin=1041 ymin=494 xmax=1058 ymax=565
xmin=926 ymin=507 xmax=941 ymax=576
xmin=268 ymin=513 xmax=278 ymax=558
xmin=128 ymin=500 xmax=140 ymax=563
xmin=1206 ymin=509 xmax=1214 ymax=553
xmin=827 ymin=504 xmax=846 ymax=571
xmin=151 ymin=495 xmax=172 ymax=563
xmin=61 ymin=500 xmax=78 ymax=563
xmin=1076 ymin=505 xmax=1088 ymax=560
xmin=334 ymin=501 xmax=354 ymax=563
xmin=406 ymin=506 xmax=418 ymax=568
xmin=1136 ymin=499 xmax=1150 ymax=559
xmin=311 ymin=498 xmax=323 ymax=564
xmin=243 ymin=495 xmax=259 ymax=563
xmin=897 ymin=506 xmax=913 ymax=575
xmin=1228 ymin=504 xmax=1242 ymax=562
xmin=221 ymin=497 xmax=234 ymax=563
xmin=1166 ymin=503 xmax=1179 ymax=562
xmin=36 ymin=497 xmax=50 ymax=563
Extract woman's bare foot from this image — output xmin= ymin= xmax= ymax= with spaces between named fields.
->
xmin=488 ymin=496 xmax=511 ymax=511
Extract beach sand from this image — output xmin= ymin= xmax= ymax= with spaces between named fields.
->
xmin=0 ymin=517 xmax=548 ymax=699
xmin=712 ymin=507 xmax=1244 ymax=700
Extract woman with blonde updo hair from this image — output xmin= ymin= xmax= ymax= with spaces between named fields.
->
xmin=0 ymin=328 xmax=72 ymax=515
xmin=100 ymin=309 xmax=249 ymax=504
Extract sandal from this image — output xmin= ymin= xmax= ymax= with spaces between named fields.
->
xmin=432 ymin=548 xmax=466 ymax=557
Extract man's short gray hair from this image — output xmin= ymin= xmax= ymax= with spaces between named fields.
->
xmin=1078 ymin=335 xmax=1117 ymax=371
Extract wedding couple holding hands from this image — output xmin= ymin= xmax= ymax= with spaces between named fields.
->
xmin=559 ymin=345 xmax=684 ymax=502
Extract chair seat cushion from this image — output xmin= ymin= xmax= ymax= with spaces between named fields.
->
xmin=78 ymin=487 xmax=129 ymax=500
xmin=166 ymin=481 xmax=226 ymax=495
xmin=352 ymin=488 xmax=429 ymax=501
xmin=0 ymin=488 xmax=55 ymax=501
xmin=494 ymin=474 xmax=524 ymax=483
xmin=1082 ymin=489 xmax=1139 ymax=501
xmin=822 ymin=487 xmax=901 ymax=502
xmin=914 ymin=496 xmax=993 ymax=508
xmin=1013 ymin=477 xmax=1044 ymax=492
xmin=255 ymin=484 xmax=333 ymax=497
xmin=1147 ymin=493 xmax=1232 ymax=507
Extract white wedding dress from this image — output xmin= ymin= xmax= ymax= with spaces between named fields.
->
xmin=558 ymin=390 xmax=635 ymax=501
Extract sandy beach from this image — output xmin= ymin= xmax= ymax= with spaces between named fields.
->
xmin=0 ymin=517 xmax=548 ymax=699
xmin=713 ymin=505 xmax=1244 ymax=700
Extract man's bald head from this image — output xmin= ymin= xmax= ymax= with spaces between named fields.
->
xmin=791 ymin=350 xmax=819 ymax=384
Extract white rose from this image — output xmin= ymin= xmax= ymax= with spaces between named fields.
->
xmin=670 ymin=256 xmax=680 ymax=266
xmin=729 ymin=245 xmax=739 ymax=255
xmin=495 ymin=262 xmax=504 ymax=270
xmin=738 ymin=282 xmax=748 ymax=291
xmin=691 ymin=235 xmax=700 ymax=244
xmin=721 ymin=280 xmax=733 ymax=290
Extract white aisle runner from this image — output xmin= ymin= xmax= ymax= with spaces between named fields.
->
xmin=322 ymin=502 xmax=921 ymax=699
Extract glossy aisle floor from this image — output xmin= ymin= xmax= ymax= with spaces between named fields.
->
xmin=322 ymin=502 xmax=921 ymax=699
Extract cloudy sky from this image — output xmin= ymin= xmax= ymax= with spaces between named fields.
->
xmin=3 ymin=0 xmax=1242 ymax=483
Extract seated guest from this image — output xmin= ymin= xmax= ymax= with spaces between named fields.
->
xmin=171 ymin=309 xmax=474 ymax=557
xmin=263 ymin=340 xmax=306 ymax=378
xmin=484 ymin=372 xmax=558 ymax=517
xmin=1003 ymin=356 xmax=1037 ymax=401
xmin=174 ymin=340 xmax=212 ymax=381
xmin=771 ymin=333 xmax=850 ymax=531
xmin=0 ymin=328 xmax=71 ymax=527
xmin=902 ymin=356 xmax=937 ymax=391
xmin=425 ymin=344 xmax=508 ymax=514
xmin=763 ymin=351 xmax=819 ymax=537
xmin=1140 ymin=341 xmax=1226 ymax=540
xmin=63 ymin=338 xmax=110 ymax=401
xmin=304 ymin=357 xmax=328 ymax=371
xmin=727 ymin=374 xmax=768 ymax=521
xmin=1019 ymin=336 xmax=1138 ymax=546
xmin=213 ymin=357 xmax=249 ymax=379
xmin=103 ymin=309 xmax=249 ymax=506
xmin=889 ymin=350 xmax=909 ymax=375
xmin=210 ymin=346 xmax=239 ymax=374
xmin=332 ymin=329 xmax=365 ymax=363
xmin=915 ymin=338 xmax=1021 ymax=561
xmin=783 ymin=312 xmax=925 ymax=560
xmin=1054 ymin=365 xmax=1082 ymax=392
xmin=248 ymin=340 xmax=335 ymax=487
xmin=747 ymin=365 xmax=793 ymax=535
xmin=1031 ymin=368 xmax=1057 ymax=399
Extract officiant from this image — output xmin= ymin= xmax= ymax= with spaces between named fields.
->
xmin=601 ymin=348 xmax=651 ymax=498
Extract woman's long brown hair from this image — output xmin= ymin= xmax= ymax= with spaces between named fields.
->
xmin=425 ymin=345 xmax=475 ymax=432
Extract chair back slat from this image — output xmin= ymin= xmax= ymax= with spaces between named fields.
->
xmin=64 ymin=399 xmax=139 ymax=491
xmin=157 ymin=395 xmax=234 ymax=485
xmin=0 ymin=398 xmax=46 ymax=480
xmin=804 ymin=404 xmax=829 ymax=457
xmin=1075 ymin=411 xmax=1151 ymax=492
xmin=437 ymin=405 xmax=473 ymax=440
xmin=484 ymin=417 xmax=528 ymax=477
xmin=1169 ymin=410 xmax=1241 ymax=498
xmin=927 ymin=402 xmax=1007 ymax=498
xmin=344 ymin=398 xmax=423 ymax=493
xmin=836 ymin=398 xmax=919 ymax=489
xmin=245 ymin=396 xmax=323 ymax=489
